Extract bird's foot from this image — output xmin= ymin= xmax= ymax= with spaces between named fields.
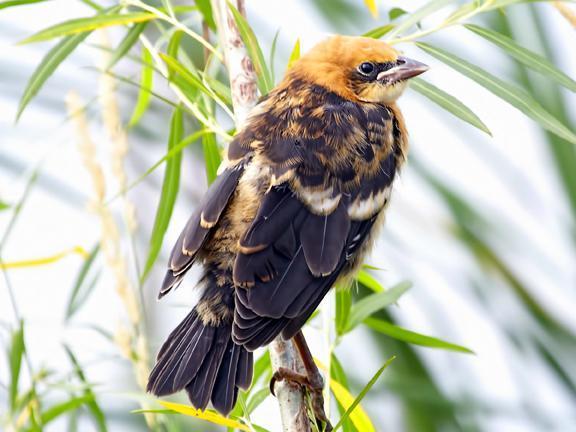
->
xmin=270 ymin=367 xmax=332 ymax=432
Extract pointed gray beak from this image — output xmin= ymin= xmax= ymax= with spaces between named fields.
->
xmin=377 ymin=56 xmax=429 ymax=83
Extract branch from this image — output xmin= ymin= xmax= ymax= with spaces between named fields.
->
xmin=210 ymin=1 xmax=311 ymax=430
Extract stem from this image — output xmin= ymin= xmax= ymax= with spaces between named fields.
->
xmin=210 ymin=1 xmax=311 ymax=430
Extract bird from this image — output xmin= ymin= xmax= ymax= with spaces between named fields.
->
xmin=146 ymin=35 xmax=428 ymax=427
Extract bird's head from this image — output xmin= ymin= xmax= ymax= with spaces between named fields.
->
xmin=288 ymin=35 xmax=428 ymax=104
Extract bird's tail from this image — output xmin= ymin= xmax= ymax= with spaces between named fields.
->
xmin=147 ymin=278 xmax=253 ymax=415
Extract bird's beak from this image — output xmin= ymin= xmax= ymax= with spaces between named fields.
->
xmin=377 ymin=56 xmax=429 ymax=83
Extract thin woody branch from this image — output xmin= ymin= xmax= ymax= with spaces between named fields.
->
xmin=209 ymin=0 xmax=311 ymax=430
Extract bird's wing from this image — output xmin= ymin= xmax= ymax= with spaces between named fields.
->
xmin=231 ymin=95 xmax=403 ymax=350
xmin=159 ymin=164 xmax=245 ymax=298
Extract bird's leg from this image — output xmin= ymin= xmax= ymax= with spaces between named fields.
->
xmin=270 ymin=331 xmax=332 ymax=432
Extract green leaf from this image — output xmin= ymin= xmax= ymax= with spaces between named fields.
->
xmin=287 ymin=38 xmax=300 ymax=69
xmin=385 ymin=0 xmax=453 ymax=39
xmin=335 ymin=288 xmax=352 ymax=336
xmin=0 ymin=0 xmax=48 ymax=10
xmin=202 ymin=132 xmax=221 ymax=185
xmin=128 ymin=46 xmax=153 ymax=127
xmin=269 ymin=29 xmax=281 ymax=83
xmin=330 ymin=354 xmax=357 ymax=432
xmin=246 ymin=387 xmax=269 ymax=414
xmin=364 ymin=317 xmax=475 ymax=353
xmin=362 ymin=24 xmax=394 ymax=39
xmin=19 ymin=12 xmax=156 ymax=44
xmin=346 ymin=281 xmax=411 ymax=331
xmin=253 ymin=351 xmax=272 ymax=385
xmin=64 ymin=346 xmax=107 ymax=432
xmin=65 ymin=244 xmax=100 ymax=321
xmin=41 ymin=395 xmax=93 ymax=424
xmin=464 ymin=24 xmax=576 ymax=92
xmin=8 ymin=320 xmax=25 ymax=412
xmin=416 ymin=42 xmax=576 ymax=145
xmin=17 ymin=32 xmax=88 ymax=120
xmin=105 ymin=22 xmax=147 ymax=70
xmin=355 ymin=269 xmax=384 ymax=293
xmin=227 ymin=1 xmax=273 ymax=94
xmin=0 ymin=199 xmax=10 ymax=211
xmin=388 ymin=7 xmax=408 ymax=21
xmin=410 ymin=77 xmax=491 ymax=135
xmin=333 ymin=356 xmax=396 ymax=432
xmin=141 ymin=105 xmax=184 ymax=282
xmin=196 ymin=0 xmax=216 ymax=31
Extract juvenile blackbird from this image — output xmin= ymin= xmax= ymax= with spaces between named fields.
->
xmin=147 ymin=35 xmax=428 ymax=422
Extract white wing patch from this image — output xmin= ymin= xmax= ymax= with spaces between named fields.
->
xmin=348 ymin=187 xmax=392 ymax=220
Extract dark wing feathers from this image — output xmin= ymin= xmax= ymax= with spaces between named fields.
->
xmin=159 ymin=165 xmax=244 ymax=298
xmin=300 ymin=200 xmax=350 ymax=277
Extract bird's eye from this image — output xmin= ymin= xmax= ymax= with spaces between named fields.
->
xmin=358 ymin=62 xmax=375 ymax=75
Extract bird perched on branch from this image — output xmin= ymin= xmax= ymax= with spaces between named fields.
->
xmin=147 ymin=35 xmax=427 ymax=427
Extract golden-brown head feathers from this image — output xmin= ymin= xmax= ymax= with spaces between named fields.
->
xmin=286 ymin=35 xmax=428 ymax=104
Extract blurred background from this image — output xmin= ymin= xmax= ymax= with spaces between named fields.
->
xmin=1 ymin=0 xmax=576 ymax=431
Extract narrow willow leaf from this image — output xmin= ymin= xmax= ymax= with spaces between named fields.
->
xmin=0 ymin=200 xmax=10 ymax=211
xmin=363 ymin=24 xmax=394 ymax=39
xmin=64 ymin=346 xmax=107 ymax=432
xmin=8 ymin=321 xmax=25 ymax=412
xmin=287 ymin=38 xmax=300 ymax=69
xmin=385 ymin=0 xmax=453 ymax=40
xmin=330 ymin=354 xmax=357 ymax=432
xmin=227 ymin=1 xmax=273 ymax=93
xmin=196 ymin=0 xmax=216 ymax=31
xmin=105 ymin=22 xmax=147 ymax=70
xmin=246 ymin=387 xmax=269 ymax=414
xmin=202 ymin=132 xmax=221 ymax=184
xmin=0 ymin=246 xmax=88 ymax=269
xmin=335 ymin=288 xmax=352 ymax=336
xmin=159 ymin=401 xmax=250 ymax=431
xmin=252 ymin=351 xmax=271 ymax=384
xmin=355 ymin=269 xmax=384 ymax=293
xmin=410 ymin=77 xmax=491 ymax=135
xmin=364 ymin=317 xmax=475 ymax=353
xmin=0 ymin=0 xmax=47 ymax=9
xmin=65 ymin=244 xmax=100 ymax=321
xmin=417 ymin=42 xmax=576 ymax=145
xmin=17 ymin=32 xmax=88 ymax=120
xmin=41 ymin=396 xmax=93 ymax=424
xmin=167 ymin=29 xmax=183 ymax=60
xmin=333 ymin=357 xmax=396 ymax=432
xmin=19 ymin=13 xmax=156 ymax=44
xmin=346 ymin=281 xmax=411 ymax=331
xmin=364 ymin=0 xmax=378 ymax=17
xmin=141 ymin=106 xmax=184 ymax=282
xmin=269 ymin=28 xmax=281 ymax=83
xmin=128 ymin=46 xmax=153 ymax=127
xmin=465 ymin=24 xmax=576 ymax=92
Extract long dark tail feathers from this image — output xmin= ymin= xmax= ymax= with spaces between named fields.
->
xmin=146 ymin=309 xmax=253 ymax=415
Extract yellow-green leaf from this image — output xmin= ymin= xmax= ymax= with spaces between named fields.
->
xmin=410 ymin=77 xmax=491 ymax=135
xmin=355 ymin=269 xmax=384 ymax=292
xmin=19 ymin=12 xmax=156 ymax=44
xmin=158 ymin=401 xmax=250 ymax=431
xmin=333 ymin=357 xmax=396 ymax=431
xmin=227 ymin=1 xmax=273 ymax=94
xmin=385 ymin=0 xmax=453 ymax=40
xmin=1 ymin=246 xmax=89 ymax=269
xmin=287 ymin=38 xmax=300 ymax=69
xmin=363 ymin=24 xmax=394 ymax=39
xmin=417 ymin=42 xmax=576 ymax=145
xmin=141 ymin=106 xmax=183 ymax=282
xmin=105 ymin=21 xmax=147 ymax=70
xmin=364 ymin=317 xmax=475 ymax=353
xmin=465 ymin=24 xmax=576 ymax=92
xmin=202 ymin=132 xmax=221 ymax=185
xmin=128 ymin=46 xmax=153 ymax=127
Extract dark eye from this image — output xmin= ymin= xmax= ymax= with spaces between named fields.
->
xmin=358 ymin=62 xmax=375 ymax=75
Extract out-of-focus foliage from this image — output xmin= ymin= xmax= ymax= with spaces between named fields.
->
xmin=1 ymin=0 xmax=576 ymax=431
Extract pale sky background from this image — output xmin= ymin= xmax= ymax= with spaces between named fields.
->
xmin=1 ymin=1 xmax=576 ymax=431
